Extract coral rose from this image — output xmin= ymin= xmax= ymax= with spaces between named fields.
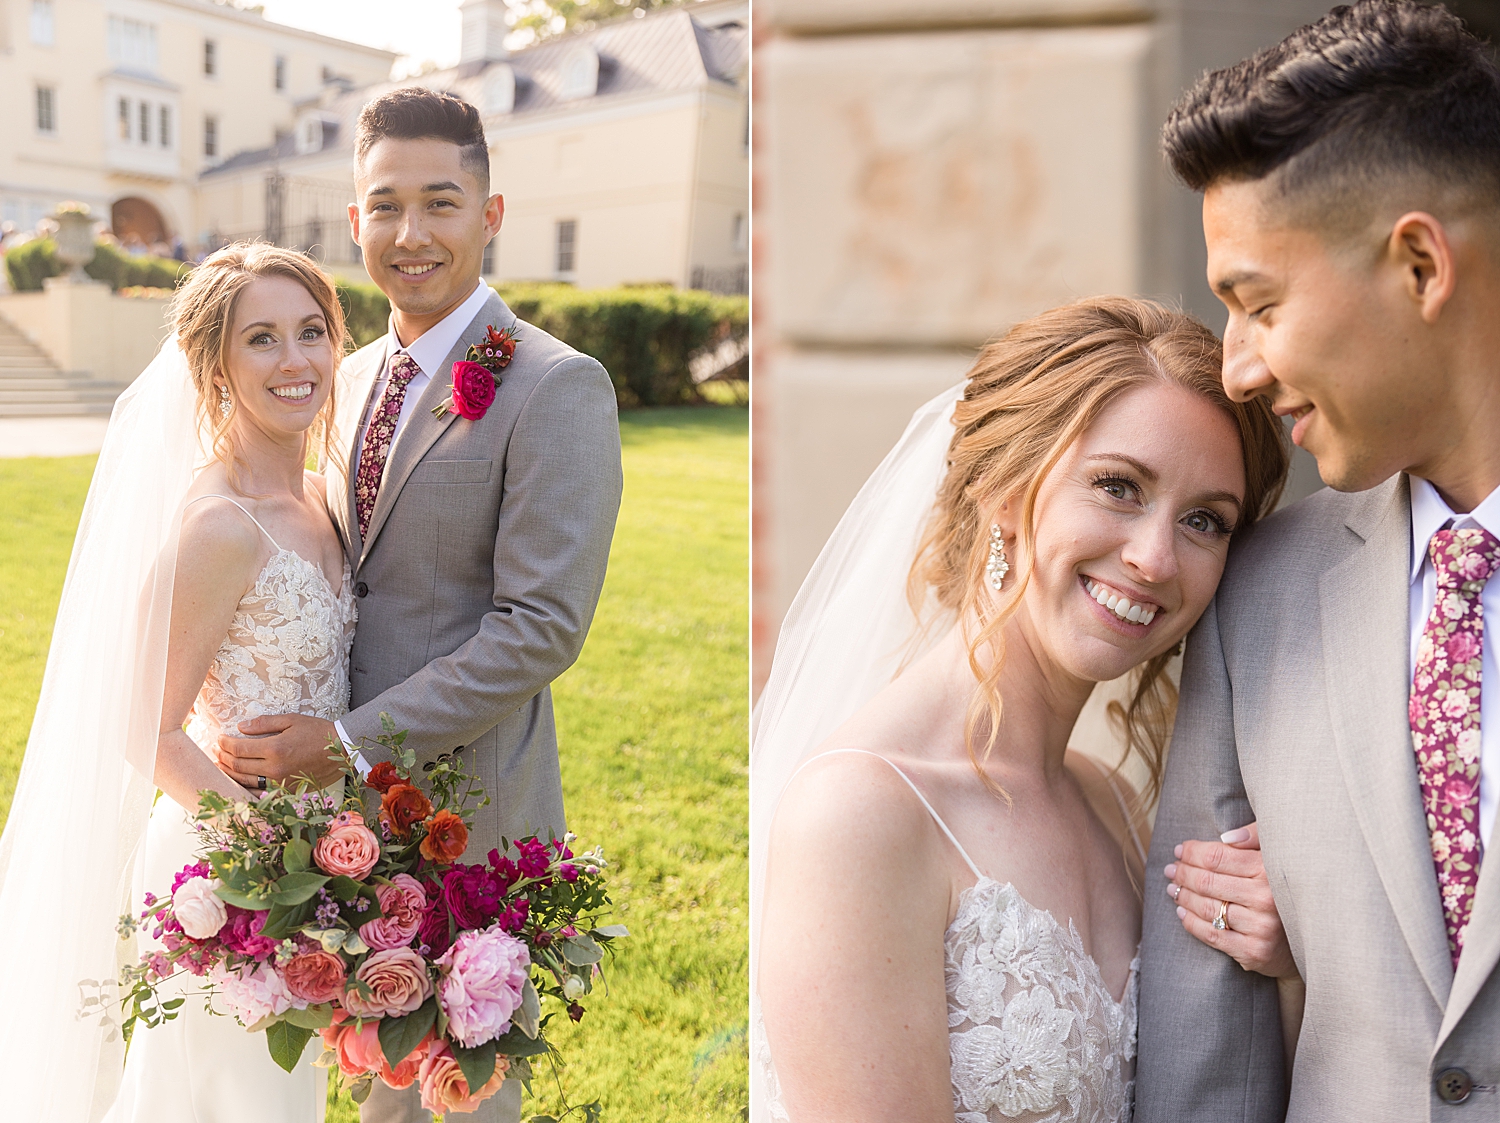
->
xmin=449 ymin=360 xmax=497 ymax=421
xmin=418 ymin=1041 xmax=509 ymax=1115
xmin=420 ymin=809 xmax=469 ymax=864
xmin=283 ymin=947 xmax=346 ymax=1005
xmin=435 ymin=925 xmax=530 ymax=1047
xmin=172 ymin=876 xmax=228 ymax=939
xmin=313 ymin=812 xmax=381 ymax=880
xmin=380 ymin=785 xmax=433 ymax=840
xmin=365 ymin=760 xmax=403 ymax=794
xmin=341 ymin=947 xmax=433 ymax=1018
xmin=359 ymin=873 xmax=427 ymax=951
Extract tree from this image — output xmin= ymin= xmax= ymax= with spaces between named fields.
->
xmin=510 ymin=0 xmax=694 ymax=44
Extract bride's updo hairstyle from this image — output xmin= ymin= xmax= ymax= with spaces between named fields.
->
xmin=171 ymin=242 xmax=348 ymax=483
xmin=909 ymin=296 xmax=1288 ymax=808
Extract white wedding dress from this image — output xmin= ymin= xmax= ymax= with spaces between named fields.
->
xmin=754 ymin=751 xmax=1140 ymax=1123
xmin=105 ymin=495 xmax=356 ymax=1123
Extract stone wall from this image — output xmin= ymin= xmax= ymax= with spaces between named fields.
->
xmin=0 ymin=279 xmax=171 ymax=381
xmin=752 ymin=0 xmax=1332 ymax=698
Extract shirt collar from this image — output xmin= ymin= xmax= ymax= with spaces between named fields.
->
xmin=1409 ymin=474 xmax=1500 ymax=582
xmin=389 ymin=280 xmax=491 ymax=379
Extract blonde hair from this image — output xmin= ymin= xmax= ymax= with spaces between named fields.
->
xmin=908 ymin=296 xmax=1288 ymax=810
xmin=170 ymin=242 xmax=348 ymax=487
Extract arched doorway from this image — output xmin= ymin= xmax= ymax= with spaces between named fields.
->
xmin=110 ymin=196 xmax=169 ymax=254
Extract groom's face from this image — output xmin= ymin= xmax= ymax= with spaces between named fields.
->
xmin=350 ymin=137 xmax=504 ymax=335
xmin=1203 ymin=177 xmax=1435 ymax=493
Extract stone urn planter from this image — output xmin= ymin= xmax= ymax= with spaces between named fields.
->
xmin=53 ymin=204 xmax=96 ymax=283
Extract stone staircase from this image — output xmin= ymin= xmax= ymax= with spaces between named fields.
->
xmin=0 ymin=313 xmax=130 ymax=417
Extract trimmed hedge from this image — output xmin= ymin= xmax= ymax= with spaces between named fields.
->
xmin=335 ymin=280 xmax=748 ymax=407
xmin=3 ymin=238 xmax=190 ymax=293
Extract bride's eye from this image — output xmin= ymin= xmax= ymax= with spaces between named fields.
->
xmin=1183 ymin=509 xmax=1232 ymax=535
xmin=1091 ymin=474 xmax=1137 ymax=502
xmin=300 ymin=326 xmax=326 ymax=341
xmin=248 ymin=332 xmax=273 ymax=346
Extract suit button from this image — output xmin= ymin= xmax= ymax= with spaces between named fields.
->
xmin=1436 ymin=1068 xmax=1473 ymax=1104
xmin=355 ymin=581 xmax=369 ymax=598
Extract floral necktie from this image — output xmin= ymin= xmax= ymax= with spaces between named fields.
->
xmin=1410 ymin=524 xmax=1500 ymax=966
xmin=355 ymin=352 xmax=421 ymax=540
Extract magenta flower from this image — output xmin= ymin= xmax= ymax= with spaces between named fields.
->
xmin=219 ymin=906 xmax=280 ymax=962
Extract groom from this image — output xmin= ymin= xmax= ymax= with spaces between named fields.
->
xmin=217 ymin=87 xmax=622 ymax=1122
xmin=1136 ymin=3 xmax=1500 ymax=1119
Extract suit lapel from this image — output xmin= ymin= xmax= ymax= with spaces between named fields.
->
xmin=1320 ymin=474 xmax=1454 ymax=1010
xmin=358 ymin=293 xmax=512 ymax=567
xmin=1441 ymin=831 xmax=1500 ymax=1041
xmin=333 ymin=338 xmax=387 ymax=565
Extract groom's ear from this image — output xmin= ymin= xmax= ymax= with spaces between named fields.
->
xmin=483 ymin=194 xmax=505 ymax=241
xmin=347 ymin=201 xmax=363 ymax=247
xmin=1388 ymin=211 xmax=1457 ymax=325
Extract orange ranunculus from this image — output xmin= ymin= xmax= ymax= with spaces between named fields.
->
xmin=365 ymin=761 xmax=403 ymax=794
xmin=380 ymin=784 xmax=433 ymax=840
xmin=419 ymin=809 xmax=469 ymax=864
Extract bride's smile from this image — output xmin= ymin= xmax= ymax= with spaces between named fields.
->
xmin=219 ymin=274 xmax=336 ymax=441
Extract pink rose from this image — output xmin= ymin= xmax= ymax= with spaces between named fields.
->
xmin=313 ymin=812 xmax=381 ymax=880
xmin=172 ymin=876 xmax=228 ymax=939
xmin=418 ymin=1041 xmax=509 ymax=1115
xmin=449 ymin=361 xmax=497 ymax=421
xmin=283 ymin=947 xmax=347 ymax=1005
xmin=1447 ymin=632 xmax=1481 ymax=665
xmin=1445 ymin=776 xmax=1477 ymax=808
xmin=435 ymin=925 xmax=530 ymax=1047
xmin=332 ymin=1014 xmax=384 ymax=1078
xmin=1442 ymin=691 xmax=1472 ymax=720
xmin=341 ymin=947 xmax=433 ymax=1018
xmin=211 ymin=962 xmax=294 ymax=1025
xmin=359 ymin=873 xmax=427 ymax=951
xmin=1458 ymin=551 xmax=1492 ymax=582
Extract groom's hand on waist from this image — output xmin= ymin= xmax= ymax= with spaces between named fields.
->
xmin=216 ymin=714 xmax=345 ymax=789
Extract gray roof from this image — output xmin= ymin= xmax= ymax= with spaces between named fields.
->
xmin=201 ymin=4 xmax=746 ymax=179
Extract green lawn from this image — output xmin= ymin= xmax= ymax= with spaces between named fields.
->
xmin=0 ymin=407 xmax=749 ymax=1122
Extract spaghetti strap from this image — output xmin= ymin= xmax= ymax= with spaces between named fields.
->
xmin=797 ymin=749 xmax=986 ymax=881
xmin=186 ymin=494 xmax=283 ymax=551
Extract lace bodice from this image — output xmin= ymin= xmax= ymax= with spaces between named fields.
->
xmin=755 ymin=752 xmax=1138 ymax=1123
xmin=182 ymin=499 xmax=356 ymax=751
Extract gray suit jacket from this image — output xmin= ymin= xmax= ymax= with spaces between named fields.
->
xmin=1137 ymin=475 xmax=1500 ymax=1121
xmin=325 ymin=288 xmax=622 ymax=853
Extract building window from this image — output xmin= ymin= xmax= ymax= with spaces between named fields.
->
xmin=139 ymin=101 xmax=150 ymax=144
xmin=118 ymin=97 xmax=131 ymax=140
xmin=35 ymin=85 xmax=57 ymax=135
xmin=555 ymin=220 xmax=576 ymax=278
xmin=159 ymin=105 xmax=171 ymax=148
xmin=107 ymin=16 xmax=159 ymax=72
xmin=275 ymin=55 xmax=287 ymax=91
xmin=30 ymin=0 xmax=55 ymax=46
xmin=204 ymin=115 xmax=218 ymax=158
xmin=204 ymin=39 xmax=217 ymax=77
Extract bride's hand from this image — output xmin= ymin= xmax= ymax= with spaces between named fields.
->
xmin=1165 ymin=821 xmax=1296 ymax=978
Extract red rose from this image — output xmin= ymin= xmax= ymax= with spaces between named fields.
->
xmin=380 ymin=784 xmax=434 ymax=840
xmin=484 ymin=325 xmax=517 ymax=364
xmin=419 ymin=809 xmax=469 ymax=864
xmin=365 ymin=761 xmax=403 ymax=794
xmin=449 ymin=360 xmax=497 ymax=421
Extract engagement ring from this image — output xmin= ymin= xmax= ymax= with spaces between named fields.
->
xmin=1213 ymin=900 xmax=1230 ymax=931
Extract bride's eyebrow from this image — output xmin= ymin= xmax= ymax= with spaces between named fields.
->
xmin=1083 ymin=452 xmax=1157 ymax=482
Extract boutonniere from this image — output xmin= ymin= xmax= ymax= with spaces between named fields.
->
xmin=431 ymin=323 xmax=518 ymax=420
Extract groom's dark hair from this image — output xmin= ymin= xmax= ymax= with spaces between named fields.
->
xmin=1162 ymin=0 xmax=1500 ymax=235
xmin=355 ymin=86 xmax=490 ymax=194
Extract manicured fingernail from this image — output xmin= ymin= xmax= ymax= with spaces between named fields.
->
xmin=1174 ymin=844 xmax=1183 ymax=859
xmin=1221 ymin=827 xmax=1251 ymax=844
xmin=1176 ymin=906 xmax=1188 ymax=920
xmin=1164 ymin=863 xmax=1177 ymax=879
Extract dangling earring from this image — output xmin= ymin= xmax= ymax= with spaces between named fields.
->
xmin=987 ymin=524 xmax=1010 ymax=591
xmin=218 ymin=383 xmax=231 ymax=418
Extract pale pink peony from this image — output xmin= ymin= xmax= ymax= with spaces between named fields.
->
xmin=419 ymin=1041 xmax=509 ymax=1115
xmin=341 ymin=947 xmax=433 ymax=1018
xmin=211 ymin=962 xmax=294 ymax=1025
xmin=173 ymin=876 xmax=228 ymax=939
xmin=359 ymin=873 xmax=427 ymax=951
xmin=313 ymin=812 xmax=381 ymax=880
xmin=435 ymin=925 xmax=530 ymax=1047
xmin=283 ymin=947 xmax=347 ymax=1005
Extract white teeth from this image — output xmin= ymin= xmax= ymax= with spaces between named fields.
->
xmin=1095 ymin=587 xmax=1109 ymax=605
xmin=272 ymin=385 xmax=312 ymax=400
xmin=397 ymin=264 xmax=436 ymax=275
xmin=1127 ymin=605 xmax=1143 ymax=623
xmin=1085 ymin=578 xmax=1157 ymax=626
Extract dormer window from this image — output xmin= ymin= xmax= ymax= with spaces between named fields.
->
xmin=558 ymin=47 xmax=599 ymax=101
xmin=483 ymin=64 xmax=515 ymax=115
xmin=204 ymin=38 xmax=217 ymax=77
xmin=297 ymin=116 xmax=324 ymax=155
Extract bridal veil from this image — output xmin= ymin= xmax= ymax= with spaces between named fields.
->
xmin=749 ymin=383 xmax=963 ymax=1119
xmin=0 ymin=341 xmax=201 ymax=1117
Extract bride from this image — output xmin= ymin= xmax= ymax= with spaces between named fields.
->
xmin=0 ymin=243 xmax=353 ymax=1120
xmin=751 ymin=298 xmax=1292 ymax=1122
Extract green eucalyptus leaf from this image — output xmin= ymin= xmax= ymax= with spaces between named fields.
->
xmin=452 ymin=1039 xmax=497 ymax=1094
xmin=514 ymin=978 xmax=541 ymax=1038
xmin=562 ymin=934 xmax=603 ymax=966
xmin=350 ymin=1076 xmax=374 ymax=1104
xmin=270 ymin=871 xmax=331 ymax=906
xmin=590 ymin=924 xmax=629 ymax=939
xmin=377 ymin=997 xmax=437 ymax=1069
xmin=266 ymin=1021 xmax=315 ymax=1073
xmin=283 ymin=837 xmax=313 ymax=874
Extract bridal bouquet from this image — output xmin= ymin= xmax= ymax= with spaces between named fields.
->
xmin=116 ymin=718 xmax=626 ymax=1116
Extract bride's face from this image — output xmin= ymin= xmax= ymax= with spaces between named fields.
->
xmin=220 ymin=275 xmax=335 ymax=439
xmin=1006 ymin=380 xmax=1247 ymax=685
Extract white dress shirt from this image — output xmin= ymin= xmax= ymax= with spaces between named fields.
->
xmin=1409 ymin=475 xmax=1500 ymax=846
xmin=338 ymin=279 xmax=492 ymax=770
